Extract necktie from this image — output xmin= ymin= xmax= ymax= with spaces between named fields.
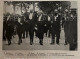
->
xmin=55 ymin=16 xmax=56 ymax=21
xmin=39 ymin=15 xmax=42 ymax=21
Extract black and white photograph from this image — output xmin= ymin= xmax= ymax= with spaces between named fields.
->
xmin=3 ymin=1 xmax=77 ymax=50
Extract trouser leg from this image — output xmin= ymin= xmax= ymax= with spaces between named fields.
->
xmin=30 ymin=39 xmax=33 ymax=45
xmin=29 ymin=31 xmax=34 ymax=45
xmin=23 ymin=31 xmax=25 ymax=38
xmin=51 ymin=31 xmax=55 ymax=44
xmin=69 ymin=43 xmax=75 ymax=50
xmin=29 ymin=21 xmax=35 ymax=45
xmin=64 ymin=32 xmax=68 ymax=45
xmin=30 ymin=35 xmax=33 ymax=45
xmin=8 ymin=38 xmax=11 ymax=45
xmin=18 ymin=33 xmax=22 ymax=45
xmin=65 ymin=38 xmax=68 ymax=44
xmin=48 ymin=29 xmax=51 ymax=37
xmin=56 ymin=31 xmax=60 ymax=44
xmin=26 ymin=31 xmax=28 ymax=38
xmin=3 ymin=30 xmax=6 ymax=41
xmin=39 ymin=39 xmax=43 ymax=45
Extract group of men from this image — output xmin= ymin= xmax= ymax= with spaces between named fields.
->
xmin=3 ymin=11 xmax=77 ymax=50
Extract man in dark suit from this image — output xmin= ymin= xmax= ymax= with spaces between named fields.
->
xmin=28 ymin=11 xmax=37 ymax=45
xmin=63 ymin=15 xmax=69 ymax=45
xmin=15 ymin=17 xmax=23 ymax=45
xmin=37 ymin=13 xmax=45 ymax=45
xmin=23 ymin=12 xmax=30 ymax=38
xmin=50 ymin=13 xmax=61 ymax=45
xmin=64 ymin=13 xmax=77 ymax=50
xmin=6 ymin=16 xmax=14 ymax=45
xmin=3 ymin=16 xmax=7 ymax=41
xmin=20 ymin=16 xmax=26 ymax=39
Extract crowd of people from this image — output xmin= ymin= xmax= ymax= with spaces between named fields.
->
xmin=3 ymin=10 xmax=77 ymax=50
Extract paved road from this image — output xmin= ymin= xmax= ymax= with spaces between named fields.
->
xmin=3 ymin=29 xmax=69 ymax=50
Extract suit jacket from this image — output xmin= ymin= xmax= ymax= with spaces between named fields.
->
xmin=51 ymin=15 xmax=61 ymax=30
